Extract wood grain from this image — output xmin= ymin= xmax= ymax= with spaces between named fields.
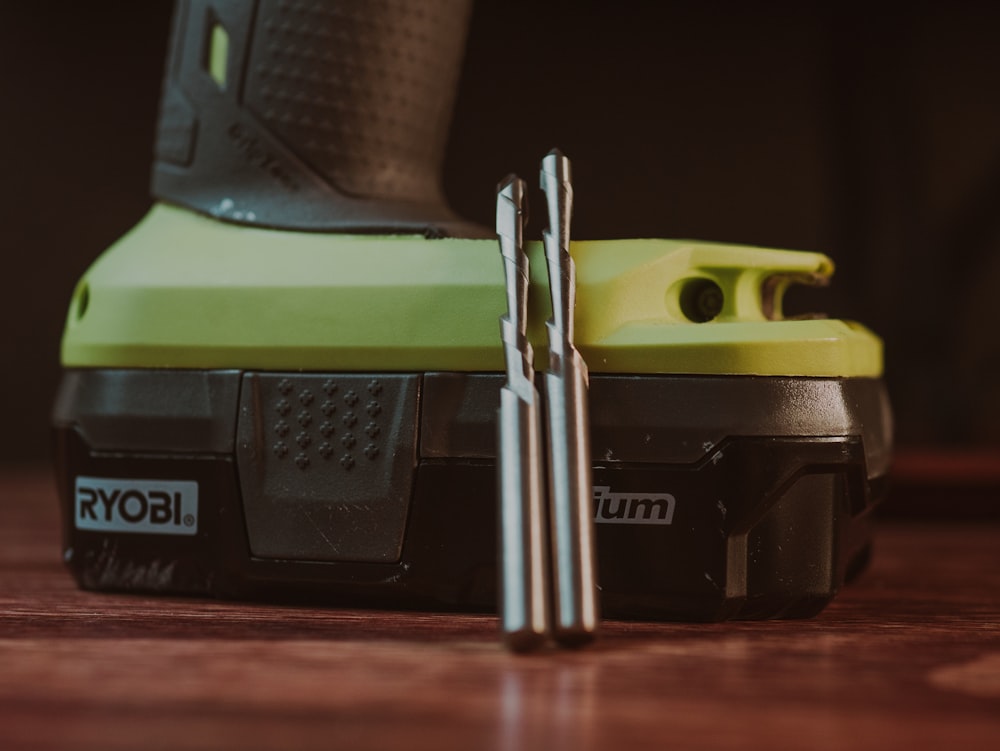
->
xmin=1 ymin=468 xmax=998 ymax=751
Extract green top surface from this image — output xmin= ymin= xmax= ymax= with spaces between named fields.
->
xmin=61 ymin=204 xmax=883 ymax=377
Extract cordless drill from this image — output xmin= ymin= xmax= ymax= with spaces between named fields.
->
xmin=53 ymin=0 xmax=891 ymax=621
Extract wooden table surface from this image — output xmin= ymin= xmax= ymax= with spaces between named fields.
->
xmin=2 ymin=468 xmax=998 ymax=751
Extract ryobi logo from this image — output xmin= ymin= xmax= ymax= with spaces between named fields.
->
xmin=75 ymin=477 xmax=198 ymax=536
xmin=593 ymin=485 xmax=676 ymax=525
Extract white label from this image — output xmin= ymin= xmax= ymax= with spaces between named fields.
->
xmin=75 ymin=476 xmax=198 ymax=536
xmin=593 ymin=485 xmax=676 ymax=525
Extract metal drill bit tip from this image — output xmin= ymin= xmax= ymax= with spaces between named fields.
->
xmin=540 ymin=153 xmax=573 ymax=267
xmin=541 ymin=148 xmax=570 ymax=175
xmin=496 ymin=176 xmax=527 ymax=247
xmin=496 ymin=175 xmax=524 ymax=215
xmin=497 ymin=173 xmax=525 ymax=198
xmin=540 ymin=151 xmax=572 ymax=198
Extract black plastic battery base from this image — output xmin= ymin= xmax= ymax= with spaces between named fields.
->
xmin=52 ymin=368 xmax=890 ymax=621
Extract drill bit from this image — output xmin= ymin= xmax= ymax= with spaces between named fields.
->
xmin=540 ymin=150 xmax=599 ymax=646
xmin=496 ymin=174 xmax=551 ymax=652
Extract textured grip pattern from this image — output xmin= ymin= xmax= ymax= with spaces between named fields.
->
xmin=151 ymin=0 xmax=484 ymax=236
xmin=245 ymin=0 xmax=469 ymax=201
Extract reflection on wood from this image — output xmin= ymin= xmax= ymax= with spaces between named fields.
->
xmin=1 ymin=470 xmax=998 ymax=750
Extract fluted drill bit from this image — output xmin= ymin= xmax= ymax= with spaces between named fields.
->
xmin=540 ymin=150 xmax=599 ymax=646
xmin=496 ymin=174 xmax=551 ymax=652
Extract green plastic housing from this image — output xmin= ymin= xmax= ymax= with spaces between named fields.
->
xmin=61 ymin=204 xmax=882 ymax=377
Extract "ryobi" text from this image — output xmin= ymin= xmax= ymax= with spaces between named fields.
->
xmin=75 ymin=477 xmax=199 ymax=536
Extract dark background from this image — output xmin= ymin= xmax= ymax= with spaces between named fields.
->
xmin=3 ymin=1 xmax=1000 ymax=466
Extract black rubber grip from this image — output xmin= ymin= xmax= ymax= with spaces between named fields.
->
xmin=152 ymin=0 xmax=486 ymax=236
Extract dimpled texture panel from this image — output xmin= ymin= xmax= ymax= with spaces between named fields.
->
xmin=236 ymin=372 xmax=420 ymax=563
xmin=264 ymin=375 xmax=388 ymax=474
xmin=244 ymin=0 xmax=471 ymax=200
